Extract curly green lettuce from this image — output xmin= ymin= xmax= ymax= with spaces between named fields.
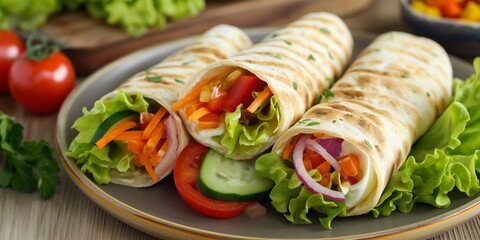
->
xmin=216 ymin=94 xmax=280 ymax=158
xmin=255 ymin=153 xmax=347 ymax=229
xmin=66 ymin=90 xmax=149 ymax=184
xmin=63 ymin=0 xmax=205 ymax=37
xmin=373 ymin=57 xmax=480 ymax=216
xmin=255 ymin=57 xmax=480 ymax=229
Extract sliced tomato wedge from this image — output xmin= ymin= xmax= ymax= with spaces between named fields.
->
xmin=173 ymin=142 xmax=250 ymax=219
xmin=207 ymin=94 xmax=227 ymax=113
xmin=221 ymin=75 xmax=266 ymax=112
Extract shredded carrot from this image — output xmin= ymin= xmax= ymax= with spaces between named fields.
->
xmin=198 ymin=113 xmax=218 ymax=122
xmin=96 ymin=120 xmax=138 ymax=149
xmin=197 ymin=121 xmax=219 ymax=130
xmin=303 ymin=159 xmax=313 ymax=171
xmin=134 ymin=152 xmax=149 ymax=166
xmin=144 ymin=162 xmax=158 ymax=182
xmin=143 ymin=120 xmax=166 ymax=156
xmin=172 ymin=77 xmax=214 ymax=111
xmin=187 ymin=107 xmax=212 ymax=121
xmin=185 ymin=102 xmax=207 ymax=118
xmin=114 ymin=131 xmax=145 ymax=141
xmin=157 ymin=140 xmax=169 ymax=159
xmin=339 ymin=154 xmax=360 ymax=177
xmin=313 ymin=132 xmax=325 ymax=138
xmin=127 ymin=140 xmax=145 ymax=155
xmin=320 ymin=173 xmax=330 ymax=187
xmin=316 ymin=161 xmax=331 ymax=175
xmin=140 ymin=112 xmax=154 ymax=127
xmin=304 ymin=149 xmax=325 ymax=167
xmin=143 ymin=107 xmax=167 ymax=139
xmin=282 ymin=142 xmax=296 ymax=160
xmin=150 ymin=151 xmax=161 ymax=166
xmin=246 ymin=87 xmax=272 ymax=113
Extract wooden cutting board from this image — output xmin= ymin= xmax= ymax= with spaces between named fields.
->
xmin=40 ymin=0 xmax=372 ymax=76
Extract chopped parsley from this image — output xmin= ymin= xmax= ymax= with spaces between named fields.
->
xmin=328 ymin=51 xmax=334 ymax=60
xmin=182 ymin=59 xmax=196 ymax=65
xmin=320 ymin=27 xmax=331 ymax=34
xmin=315 ymin=93 xmax=322 ymax=104
xmin=308 ymin=54 xmax=316 ymax=61
xmin=146 ymin=76 xmax=163 ymax=82
xmin=402 ymin=73 xmax=411 ymax=78
xmin=327 ymin=77 xmax=335 ymax=85
xmin=307 ymin=122 xmax=320 ymax=126
xmin=364 ymin=139 xmax=373 ymax=149
xmin=284 ymin=40 xmax=292 ymax=46
xmin=293 ymin=82 xmax=298 ymax=90
xmin=324 ymin=88 xmax=335 ymax=98
xmin=297 ymin=118 xmax=311 ymax=125
xmin=174 ymin=79 xmax=184 ymax=84
xmin=0 ymin=112 xmax=60 ymax=200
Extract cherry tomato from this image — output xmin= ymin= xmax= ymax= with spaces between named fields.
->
xmin=173 ymin=142 xmax=250 ymax=219
xmin=8 ymin=51 xmax=75 ymax=114
xmin=0 ymin=31 xmax=25 ymax=93
xmin=221 ymin=75 xmax=266 ymax=112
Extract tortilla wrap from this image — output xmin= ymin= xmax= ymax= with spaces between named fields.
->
xmin=68 ymin=24 xmax=252 ymax=187
xmin=178 ymin=12 xmax=353 ymax=160
xmin=272 ymin=31 xmax=453 ymax=215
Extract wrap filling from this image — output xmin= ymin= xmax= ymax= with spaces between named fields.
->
xmin=174 ymin=68 xmax=280 ymax=157
xmin=67 ymin=90 xmax=175 ymax=184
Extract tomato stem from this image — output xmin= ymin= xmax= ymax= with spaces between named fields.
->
xmin=25 ymin=31 xmax=65 ymax=62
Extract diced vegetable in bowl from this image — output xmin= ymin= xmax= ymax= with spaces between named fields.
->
xmin=400 ymin=0 xmax=480 ymax=58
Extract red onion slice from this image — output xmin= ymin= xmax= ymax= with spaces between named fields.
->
xmin=316 ymin=138 xmax=343 ymax=160
xmin=293 ymin=136 xmax=345 ymax=202
xmin=304 ymin=138 xmax=341 ymax=172
xmin=163 ymin=116 xmax=179 ymax=157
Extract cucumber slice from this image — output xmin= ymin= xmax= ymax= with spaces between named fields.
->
xmin=91 ymin=110 xmax=137 ymax=144
xmin=197 ymin=149 xmax=274 ymax=202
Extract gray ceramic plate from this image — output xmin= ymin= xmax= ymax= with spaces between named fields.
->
xmin=55 ymin=28 xmax=478 ymax=240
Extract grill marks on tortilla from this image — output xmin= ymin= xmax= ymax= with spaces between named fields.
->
xmin=226 ymin=14 xmax=352 ymax=113
xmin=272 ymin=31 xmax=452 ymax=216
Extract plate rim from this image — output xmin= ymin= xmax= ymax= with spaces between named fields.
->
xmin=55 ymin=27 xmax=480 ymax=240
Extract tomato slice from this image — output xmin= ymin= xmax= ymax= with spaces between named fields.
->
xmin=221 ymin=75 xmax=266 ymax=112
xmin=173 ymin=142 xmax=250 ymax=219
xmin=207 ymin=87 xmax=227 ymax=113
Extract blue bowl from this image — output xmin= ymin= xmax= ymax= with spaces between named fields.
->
xmin=400 ymin=0 xmax=480 ymax=58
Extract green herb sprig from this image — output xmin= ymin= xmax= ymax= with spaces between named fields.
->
xmin=0 ymin=112 xmax=60 ymax=200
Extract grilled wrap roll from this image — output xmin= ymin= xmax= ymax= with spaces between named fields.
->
xmin=67 ymin=24 xmax=252 ymax=187
xmin=258 ymin=31 xmax=452 ymax=223
xmin=175 ymin=12 xmax=353 ymax=160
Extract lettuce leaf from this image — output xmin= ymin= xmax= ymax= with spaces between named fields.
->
xmin=66 ymin=90 xmax=149 ymax=184
xmin=374 ymin=57 xmax=480 ymax=216
xmin=255 ymin=58 xmax=480 ymax=228
xmin=217 ymin=94 xmax=280 ymax=158
xmin=256 ymin=153 xmax=347 ymax=229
